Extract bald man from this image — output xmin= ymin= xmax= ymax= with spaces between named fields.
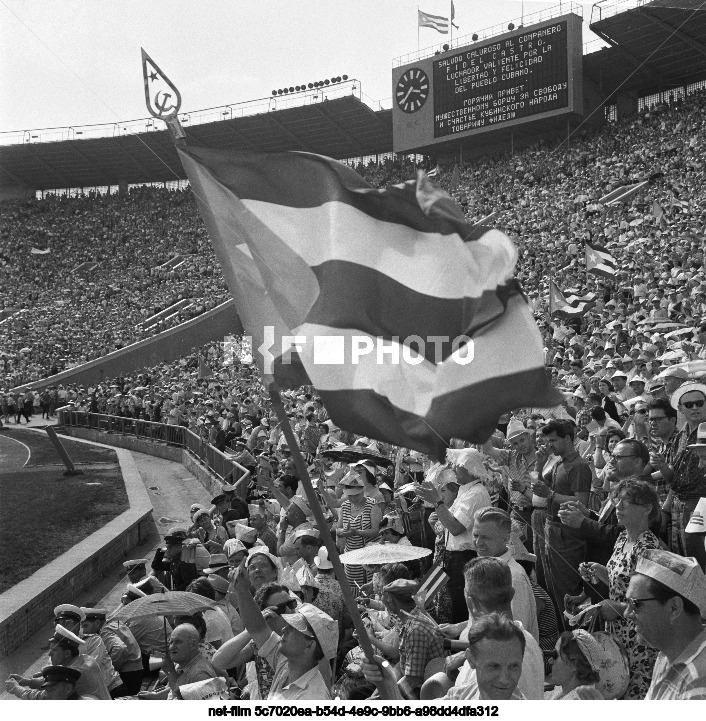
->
xmin=137 ymin=624 xmax=219 ymax=700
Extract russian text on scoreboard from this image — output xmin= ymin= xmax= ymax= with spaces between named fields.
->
xmin=392 ymin=13 xmax=583 ymax=153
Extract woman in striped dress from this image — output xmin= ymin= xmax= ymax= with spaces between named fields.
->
xmin=336 ymin=468 xmax=382 ymax=593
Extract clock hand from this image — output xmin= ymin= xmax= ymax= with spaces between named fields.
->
xmin=401 ymin=86 xmax=415 ymax=104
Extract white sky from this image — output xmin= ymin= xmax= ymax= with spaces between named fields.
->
xmin=0 ymin=0 xmax=600 ymax=133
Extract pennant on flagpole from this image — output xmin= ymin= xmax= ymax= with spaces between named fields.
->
xmin=141 ymin=48 xmax=182 ymax=119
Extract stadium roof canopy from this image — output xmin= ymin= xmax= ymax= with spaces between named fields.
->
xmin=584 ymin=0 xmax=706 ymax=97
xmin=0 ymin=96 xmax=392 ymax=192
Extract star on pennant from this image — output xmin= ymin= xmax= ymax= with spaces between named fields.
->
xmin=149 ymin=72 xmax=158 ymax=82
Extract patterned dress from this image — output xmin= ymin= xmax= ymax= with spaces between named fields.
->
xmin=606 ymin=529 xmax=661 ymax=699
xmin=339 ymin=497 xmax=375 ymax=593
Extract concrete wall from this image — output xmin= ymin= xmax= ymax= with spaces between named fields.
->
xmin=0 ymin=448 xmax=152 ymax=658
xmin=13 ymin=299 xmax=243 ymax=392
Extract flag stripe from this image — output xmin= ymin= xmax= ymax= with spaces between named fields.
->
xmin=314 ymin=367 xmax=556 ymax=458
xmin=419 ymin=11 xmax=448 ymax=22
xmin=243 ymin=201 xmax=517 ymax=300
xmin=180 ymin=146 xmax=475 ymax=239
xmin=306 ymin=261 xmax=521 ymax=362
xmin=277 ymin=295 xmax=551 ymax=419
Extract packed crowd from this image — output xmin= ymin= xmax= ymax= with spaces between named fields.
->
xmin=4 ymin=85 xmax=706 ymax=703
xmin=0 ymin=186 xmax=229 ymax=386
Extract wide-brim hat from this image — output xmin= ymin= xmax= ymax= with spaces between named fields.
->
xmin=203 ymin=553 xmax=229 ymax=574
xmin=670 ymin=381 xmax=706 ymax=410
xmin=282 ymin=603 xmax=338 ymax=661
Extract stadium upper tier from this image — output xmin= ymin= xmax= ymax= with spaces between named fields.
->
xmin=3 ymin=1 xmax=706 ymax=193
xmin=2 ymin=85 xmax=706 ymax=390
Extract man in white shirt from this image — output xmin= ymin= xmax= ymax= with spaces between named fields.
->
xmin=414 ymin=451 xmax=491 ymax=623
xmin=470 ymin=508 xmax=539 ymax=642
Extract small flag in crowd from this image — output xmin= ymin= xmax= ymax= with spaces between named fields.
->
xmin=198 ymin=355 xmax=213 ymax=379
xmin=414 ymin=562 xmax=450 ymax=610
xmin=418 ymin=9 xmax=449 ymax=34
xmin=652 ymin=200 xmax=665 ymax=224
xmin=426 ymin=163 xmax=440 ymax=178
xmin=599 ymin=180 xmax=648 ymax=206
xmin=549 ymin=280 xmax=596 ymax=318
xmin=585 ymin=241 xmax=616 ymax=278
xmin=175 ymin=142 xmax=559 ymax=459
xmin=448 ymin=164 xmax=460 ymax=193
xmin=30 ymin=247 xmax=51 ymax=255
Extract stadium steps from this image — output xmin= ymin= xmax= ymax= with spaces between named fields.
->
xmin=138 ymin=298 xmax=194 ymax=330
xmin=73 ymin=261 xmax=101 ymax=272
xmin=156 ymin=254 xmax=187 ymax=271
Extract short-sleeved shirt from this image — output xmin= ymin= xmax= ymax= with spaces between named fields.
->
xmin=548 ymin=451 xmax=592 ymax=518
xmin=445 ymin=481 xmax=492 ymax=551
xmin=257 ymin=632 xmax=331 ymax=700
xmin=645 ymin=629 xmax=706 ymax=700
xmin=398 ymin=610 xmax=446 ymax=680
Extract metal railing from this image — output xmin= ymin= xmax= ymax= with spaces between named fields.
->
xmin=591 ymin=0 xmax=650 ymax=25
xmin=0 ymin=80 xmax=369 ymax=147
xmin=57 ymin=408 xmax=242 ymax=483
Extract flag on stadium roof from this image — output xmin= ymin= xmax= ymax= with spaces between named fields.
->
xmin=175 ymin=142 xmax=559 ymax=459
xmin=585 ymin=241 xmax=616 ymax=279
xmin=451 ymin=1 xmax=459 ymax=30
xmin=549 ymin=280 xmax=596 ymax=318
xmin=418 ymin=9 xmax=449 ymax=34
xmin=599 ymin=180 xmax=648 ymax=206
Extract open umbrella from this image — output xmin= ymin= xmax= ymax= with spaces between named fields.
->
xmin=19 ymin=347 xmax=31 ymax=353
xmin=320 ymin=445 xmax=393 ymax=468
xmin=338 ymin=543 xmax=431 ymax=565
xmin=111 ymin=591 xmax=217 ymax=621
xmin=664 ymin=327 xmax=695 ymax=339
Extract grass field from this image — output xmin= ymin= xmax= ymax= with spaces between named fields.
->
xmin=0 ymin=429 xmax=128 ymax=594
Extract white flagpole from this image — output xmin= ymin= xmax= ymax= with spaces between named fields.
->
xmin=418 ymin=6 xmax=420 ymax=51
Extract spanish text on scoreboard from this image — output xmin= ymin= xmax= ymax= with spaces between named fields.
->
xmin=392 ymin=13 xmax=583 ymax=153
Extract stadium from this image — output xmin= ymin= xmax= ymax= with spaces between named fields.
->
xmin=2 ymin=0 xmax=706 ymax=705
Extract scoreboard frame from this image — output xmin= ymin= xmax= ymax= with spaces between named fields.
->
xmin=392 ymin=13 xmax=583 ymax=153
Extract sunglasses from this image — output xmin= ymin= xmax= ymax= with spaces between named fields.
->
xmin=270 ymin=599 xmax=298 ymax=615
xmin=682 ymin=400 xmax=705 ymax=409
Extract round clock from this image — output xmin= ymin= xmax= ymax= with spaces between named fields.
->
xmin=395 ymin=68 xmax=429 ymax=113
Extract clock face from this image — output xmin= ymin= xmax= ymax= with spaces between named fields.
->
xmin=395 ymin=68 xmax=429 ymax=113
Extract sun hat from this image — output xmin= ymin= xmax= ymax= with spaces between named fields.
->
xmin=281 ymin=603 xmax=338 ymax=660
xmin=670 ymin=381 xmax=706 ymax=410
